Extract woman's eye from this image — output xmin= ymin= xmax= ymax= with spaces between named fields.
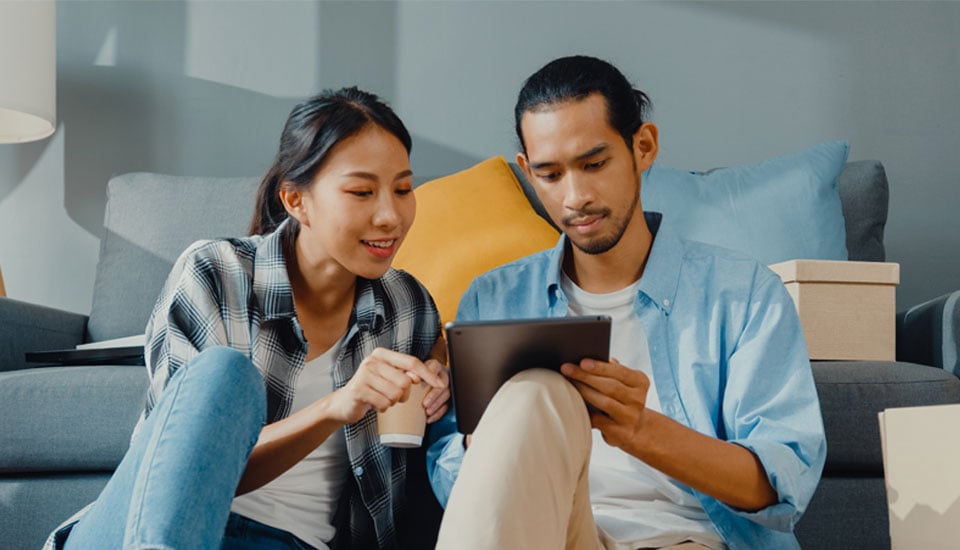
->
xmin=349 ymin=190 xmax=372 ymax=197
xmin=395 ymin=188 xmax=413 ymax=196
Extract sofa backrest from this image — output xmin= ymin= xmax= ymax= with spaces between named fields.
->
xmin=510 ymin=159 xmax=889 ymax=263
xmin=87 ymin=173 xmax=260 ymax=342
xmin=86 ymin=160 xmax=889 ymax=342
xmin=835 ymin=160 xmax=889 ymax=262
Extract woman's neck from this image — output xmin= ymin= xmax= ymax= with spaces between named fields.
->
xmin=287 ymin=233 xmax=356 ymax=317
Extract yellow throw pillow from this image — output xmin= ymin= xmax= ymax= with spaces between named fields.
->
xmin=394 ymin=156 xmax=559 ymax=326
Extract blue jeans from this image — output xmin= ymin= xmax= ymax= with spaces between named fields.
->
xmin=222 ymin=512 xmax=318 ymax=549
xmin=64 ymin=347 xmax=269 ymax=549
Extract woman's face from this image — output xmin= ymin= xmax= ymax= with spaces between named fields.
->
xmin=287 ymin=125 xmax=415 ymax=281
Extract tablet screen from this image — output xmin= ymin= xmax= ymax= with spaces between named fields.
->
xmin=446 ymin=315 xmax=610 ymax=434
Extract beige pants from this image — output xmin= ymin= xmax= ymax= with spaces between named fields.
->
xmin=435 ymin=369 xmax=710 ymax=550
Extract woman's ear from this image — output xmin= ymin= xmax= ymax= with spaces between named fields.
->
xmin=632 ymin=122 xmax=659 ymax=172
xmin=278 ymin=183 xmax=308 ymax=225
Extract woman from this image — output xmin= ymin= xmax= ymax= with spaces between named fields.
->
xmin=49 ymin=87 xmax=450 ymax=549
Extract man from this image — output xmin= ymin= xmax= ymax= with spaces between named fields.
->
xmin=426 ymin=56 xmax=825 ymax=550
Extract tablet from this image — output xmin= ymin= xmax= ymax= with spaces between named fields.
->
xmin=445 ymin=315 xmax=611 ymax=434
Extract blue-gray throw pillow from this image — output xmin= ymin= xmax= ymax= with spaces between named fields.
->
xmin=641 ymin=140 xmax=850 ymax=265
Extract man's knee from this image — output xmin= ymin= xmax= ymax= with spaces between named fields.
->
xmin=501 ymin=368 xmax=587 ymax=420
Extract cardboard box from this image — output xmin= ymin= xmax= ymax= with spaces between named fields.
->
xmin=879 ymin=404 xmax=960 ymax=549
xmin=768 ymin=260 xmax=899 ymax=361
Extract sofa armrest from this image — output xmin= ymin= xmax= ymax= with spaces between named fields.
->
xmin=897 ymin=290 xmax=960 ymax=376
xmin=0 ymin=297 xmax=88 ymax=372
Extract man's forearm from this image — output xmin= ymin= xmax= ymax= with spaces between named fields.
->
xmin=625 ymin=410 xmax=778 ymax=512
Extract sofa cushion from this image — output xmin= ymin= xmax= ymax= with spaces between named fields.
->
xmin=0 ymin=474 xmax=111 ymax=550
xmin=0 ymin=365 xmax=148 ymax=472
xmin=640 ymin=141 xmax=850 ymax=265
xmin=836 ymin=160 xmax=889 ymax=262
xmin=88 ymin=173 xmax=260 ymax=342
xmin=795 ymin=475 xmax=890 ymax=549
xmin=393 ymin=157 xmax=559 ymax=325
xmin=813 ymin=360 xmax=960 ymax=473
xmin=511 ymin=157 xmax=888 ymax=265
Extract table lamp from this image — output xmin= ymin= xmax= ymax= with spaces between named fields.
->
xmin=0 ymin=0 xmax=57 ymax=297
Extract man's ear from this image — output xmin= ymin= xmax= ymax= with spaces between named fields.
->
xmin=516 ymin=152 xmax=532 ymax=180
xmin=632 ymin=122 xmax=659 ymax=171
xmin=278 ymin=183 xmax=308 ymax=226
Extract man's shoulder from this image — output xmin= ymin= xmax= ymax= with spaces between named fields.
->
xmin=473 ymin=248 xmax=556 ymax=287
xmin=677 ymin=237 xmax=780 ymax=288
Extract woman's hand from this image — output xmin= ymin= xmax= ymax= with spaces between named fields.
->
xmin=326 ymin=347 xmax=446 ymax=424
xmin=421 ymin=358 xmax=451 ymax=423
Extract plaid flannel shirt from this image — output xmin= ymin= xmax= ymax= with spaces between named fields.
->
xmin=46 ymin=220 xmax=441 ymax=549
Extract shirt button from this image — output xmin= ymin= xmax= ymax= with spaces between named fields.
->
xmin=354 ymin=466 xmax=364 ymax=477
xmin=663 ymin=299 xmax=671 ymax=307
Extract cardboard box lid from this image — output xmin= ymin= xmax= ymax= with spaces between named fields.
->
xmin=768 ymin=259 xmax=900 ymax=285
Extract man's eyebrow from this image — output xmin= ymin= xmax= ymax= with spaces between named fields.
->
xmin=575 ymin=144 xmax=609 ymax=161
xmin=528 ymin=144 xmax=610 ymax=170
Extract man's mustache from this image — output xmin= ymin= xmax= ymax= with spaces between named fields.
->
xmin=562 ymin=207 xmax=611 ymax=227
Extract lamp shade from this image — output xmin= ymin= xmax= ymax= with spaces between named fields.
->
xmin=0 ymin=1 xmax=56 ymax=144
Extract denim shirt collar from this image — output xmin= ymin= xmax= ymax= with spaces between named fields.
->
xmin=544 ymin=211 xmax=681 ymax=315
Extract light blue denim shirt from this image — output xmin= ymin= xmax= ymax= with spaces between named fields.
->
xmin=426 ymin=212 xmax=826 ymax=550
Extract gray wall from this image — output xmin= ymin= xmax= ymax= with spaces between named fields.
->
xmin=0 ymin=0 xmax=957 ymax=319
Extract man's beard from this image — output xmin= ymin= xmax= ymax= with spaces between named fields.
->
xmin=564 ymin=186 xmax=639 ymax=256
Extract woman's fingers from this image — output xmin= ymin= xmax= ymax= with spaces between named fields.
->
xmin=426 ymin=403 xmax=448 ymax=424
xmin=368 ymin=347 xmax=444 ymax=388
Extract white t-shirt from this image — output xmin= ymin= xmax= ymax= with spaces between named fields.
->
xmin=561 ymin=274 xmax=724 ymax=550
xmin=231 ymin=336 xmax=348 ymax=549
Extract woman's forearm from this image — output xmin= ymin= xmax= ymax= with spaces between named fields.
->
xmin=235 ymin=396 xmax=344 ymax=495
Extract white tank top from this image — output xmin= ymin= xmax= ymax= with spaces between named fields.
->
xmin=230 ymin=336 xmax=348 ymax=549
xmin=561 ymin=274 xmax=724 ymax=550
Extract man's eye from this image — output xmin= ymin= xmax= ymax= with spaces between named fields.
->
xmin=585 ymin=160 xmax=606 ymax=170
xmin=538 ymin=172 xmax=560 ymax=182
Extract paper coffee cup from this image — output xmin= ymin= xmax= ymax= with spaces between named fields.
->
xmin=377 ymin=381 xmax=428 ymax=448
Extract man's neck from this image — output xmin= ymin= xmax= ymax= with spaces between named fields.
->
xmin=563 ymin=212 xmax=654 ymax=294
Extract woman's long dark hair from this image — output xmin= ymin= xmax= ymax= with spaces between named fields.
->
xmin=248 ymin=87 xmax=412 ymax=237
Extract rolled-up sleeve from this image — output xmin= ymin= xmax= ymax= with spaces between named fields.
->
xmin=721 ymin=270 xmax=827 ymax=531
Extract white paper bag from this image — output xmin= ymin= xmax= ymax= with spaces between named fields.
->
xmin=879 ymin=404 xmax=960 ymax=549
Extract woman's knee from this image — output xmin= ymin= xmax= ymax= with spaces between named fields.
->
xmin=187 ymin=346 xmax=266 ymax=418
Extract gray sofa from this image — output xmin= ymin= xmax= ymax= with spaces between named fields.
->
xmin=1 ymin=162 xmax=959 ymax=549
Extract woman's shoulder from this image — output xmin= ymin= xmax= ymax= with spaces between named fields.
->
xmin=377 ymin=268 xmax=437 ymax=310
xmin=380 ymin=267 xmax=429 ymax=295
xmin=176 ymin=236 xmax=260 ymax=267
xmin=167 ymin=237 xmax=261 ymax=290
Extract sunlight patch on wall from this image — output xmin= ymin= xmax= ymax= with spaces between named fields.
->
xmin=93 ymin=26 xmax=118 ymax=67
xmin=183 ymin=1 xmax=319 ymax=97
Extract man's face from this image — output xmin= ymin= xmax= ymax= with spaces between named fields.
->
xmin=518 ymin=93 xmax=655 ymax=256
